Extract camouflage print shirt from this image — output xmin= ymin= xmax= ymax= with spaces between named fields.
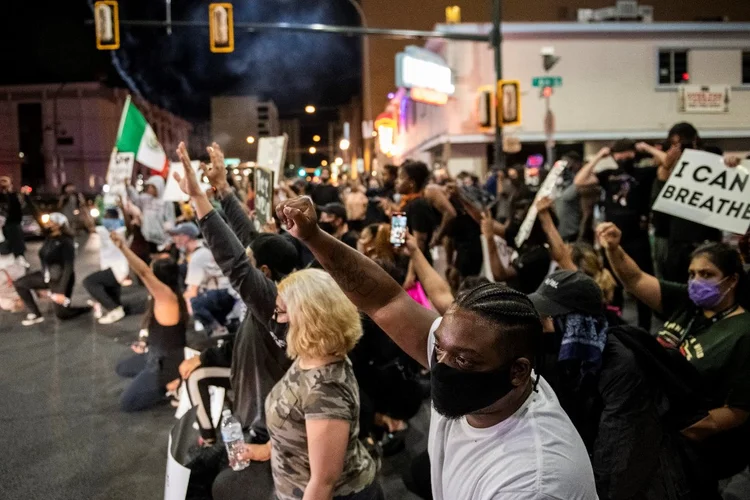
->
xmin=265 ymin=357 xmax=376 ymax=499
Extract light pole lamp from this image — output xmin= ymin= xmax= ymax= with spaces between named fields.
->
xmin=346 ymin=0 xmax=371 ymax=172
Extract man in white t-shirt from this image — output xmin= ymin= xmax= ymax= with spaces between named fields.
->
xmin=169 ymin=222 xmax=235 ymax=336
xmin=276 ymin=195 xmax=598 ymax=500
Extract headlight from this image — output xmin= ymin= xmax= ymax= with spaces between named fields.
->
xmin=41 ymin=213 xmax=50 ymax=224
xmin=90 ymin=208 xmax=100 ymax=218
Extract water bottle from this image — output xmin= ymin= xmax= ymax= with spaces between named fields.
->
xmin=220 ymin=410 xmax=249 ymax=471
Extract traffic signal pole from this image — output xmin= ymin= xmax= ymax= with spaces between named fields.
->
xmin=492 ymin=0 xmax=505 ymax=171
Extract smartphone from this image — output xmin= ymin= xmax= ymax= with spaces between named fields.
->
xmin=390 ymin=212 xmax=408 ymax=247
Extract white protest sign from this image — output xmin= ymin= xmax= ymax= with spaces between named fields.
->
xmin=254 ymin=167 xmax=275 ymax=229
xmin=164 ymin=434 xmax=191 ymax=500
xmin=481 ymin=235 xmax=517 ymax=283
xmin=105 ymin=151 xmax=135 ymax=205
xmin=652 ymin=149 xmax=750 ymax=235
xmin=163 ymin=161 xmax=211 ymax=202
xmin=514 ymin=161 xmax=566 ymax=248
xmin=257 ymin=135 xmax=288 ymax=186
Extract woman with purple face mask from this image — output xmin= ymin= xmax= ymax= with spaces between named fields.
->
xmin=597 ymin=221 xmax=750 ymax=484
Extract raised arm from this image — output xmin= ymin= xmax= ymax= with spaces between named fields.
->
xmin=175 ymin=143 xmax=276 ymax=322
xmin=203 ymin=142 xmax=259 ymax=246
xmin=425 ymin=184 xmax=457 ymax=247
xmin=635 ymin=141 xmax=667 ymax=167
xmin=277 ymin=197 xmax=438 ymax=368
xmin=536 ymin=197 xmax=576 ymax=270
xmin=597 ymin=222 xmax=662 ymax=313
xmin=404 ymin=232 xmax=454 ymax=315
xmin=110 ymin=231 xmax=175 ymax=303
xmin=481 ymin=212 xmax=516 ymax=282
xmin=574 ymin=147 xmax=610 ymax=187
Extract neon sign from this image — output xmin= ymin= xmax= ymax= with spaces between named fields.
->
xmin=396 ymin=46 xmax=455 ymax=97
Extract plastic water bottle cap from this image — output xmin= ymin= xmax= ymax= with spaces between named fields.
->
xmin=222 ymin=409 xmax=232 ymax=418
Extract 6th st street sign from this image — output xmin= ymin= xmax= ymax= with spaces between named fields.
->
xmin=532 ymin=76 xmax=563 ymax=88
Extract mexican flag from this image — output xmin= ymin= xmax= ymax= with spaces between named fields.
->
xmin=115 ymin=96 xmax=168 ymax=172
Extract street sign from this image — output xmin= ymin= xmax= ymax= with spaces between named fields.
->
xmin=532 ymin=76 xmax=562 ymax=88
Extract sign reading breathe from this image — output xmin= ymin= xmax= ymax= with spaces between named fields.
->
xmin=652 ymin=149 xmax=750 ymax=235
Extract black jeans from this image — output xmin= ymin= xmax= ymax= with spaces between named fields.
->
xmin=190 ymin=289 xmax=236 ymax=332
xmin=13 ymin=271 xmax=85 ymax=319
xmin=116 ymin=350 xmax=183 ymax=412
xmin=3 ymin=223 xmax=25 ymax=257
xmin=83 ymin=268 xmax=122 ymax=311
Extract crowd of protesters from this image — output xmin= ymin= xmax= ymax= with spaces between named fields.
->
xmin=4 ymin=120 xmax=750 ymax=500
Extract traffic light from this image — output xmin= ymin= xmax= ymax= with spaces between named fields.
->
xmin=445 ymin=6 xmax=461 ymax=24
xmin=497 ymin=80 xmax=521 ymax=126
xmin=94 ymin=1 xmax=120 ymax=50
xmin=209 ymin=3 xmax=234 ymax=53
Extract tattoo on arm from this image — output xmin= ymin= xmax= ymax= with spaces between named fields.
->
xmin=327 ymin=245 xmax=380 ymax=297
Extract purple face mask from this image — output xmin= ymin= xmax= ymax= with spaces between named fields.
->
xmin=688 ymin=278 xmax=728 ymax=309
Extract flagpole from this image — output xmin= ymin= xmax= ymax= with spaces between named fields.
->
xmin=115 ymin=95 xmax=132 ymax=143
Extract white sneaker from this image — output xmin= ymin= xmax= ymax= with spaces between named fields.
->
xmin=22 ymin=314 xmax=44 ymax=326
xmin=87 ymin=300 xmax=103 ymax=319
xmin=210 ymin=325 xmax=229 ymax=338
xmin=194 ymin=320 xmax=205 ymax=332
xmin=98 ymin=306 xmax=125 ymax=325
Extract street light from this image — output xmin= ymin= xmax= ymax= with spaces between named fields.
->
xmin=339 ymin=138 xmax=350 ymax=151
xmin=334 ymin=157 xmax=344 ymax=166
xmin=308 ymin=146 xmax=317 ymax=154
xmin=312 ymin=134 xmax=321 ymax=143
xmin=305 ymin=105 xmax=316 ymax=114
xmin=321 ymin=160 xmax=328 ymax=167
xmin=246 ymin=136 xmax=255 ymax=144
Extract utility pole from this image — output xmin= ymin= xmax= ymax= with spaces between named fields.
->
xmin=491 ymin=0 xmax=505 ymax=170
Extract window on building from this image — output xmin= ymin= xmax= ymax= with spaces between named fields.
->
xmin=742 ymin=51 xmax=750 ymax=85
xmin=658 ymin=50 xmax=690 ymax=85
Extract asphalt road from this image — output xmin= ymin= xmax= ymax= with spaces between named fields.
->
xmin=0 ymin=234 xmax=426 ymax=500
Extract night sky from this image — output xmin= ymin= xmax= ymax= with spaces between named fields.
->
xmin=1 ymin=1 xmax=362 ymax=121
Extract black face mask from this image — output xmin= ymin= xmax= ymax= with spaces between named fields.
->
xmin=430 ymin=351 xmax=517 ymax=419
xmin=268 ymin=319 xmax=289 ymax=349
xmin=319 ymin=221 xmax=336 ymax=235
xmin=616 ymin=158 xmax=635 ymax=172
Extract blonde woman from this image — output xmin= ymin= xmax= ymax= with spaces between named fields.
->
xmin=246 ymin=269 xmax=382 ymax=500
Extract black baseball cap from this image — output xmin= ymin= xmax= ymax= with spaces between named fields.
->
xmin=528 ymin=270 xmax=603 ymax=318
xmin=610 ymin=139 xmax=636 ymax=154
xmin=319 ymin=202 xmax=347 ymax=220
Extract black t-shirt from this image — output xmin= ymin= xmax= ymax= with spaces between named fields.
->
xmin=657 ymin=280 xmax=750 ymax=411
xmin=509 ymin=243 xmax=552 ymax=295
xmin=405 ymin=198 xmax=437 ymax=264
xmin=597 ymin=166 xmax=657 ymax=237
xmin=311 ymin=183 xmax=341 ymax=207
xmin=650 ymin=179 xmax=671 ymax=239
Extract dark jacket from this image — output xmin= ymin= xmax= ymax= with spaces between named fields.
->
xmin=39 ymin=234 xmax=76 ymax=296
xmin=0 ymin=192 xmax=23 ymax=224
xmin=543 ymin=325 xmax=710 ymax=500
xmin=198 ymin=192 xmax=292 ymax=439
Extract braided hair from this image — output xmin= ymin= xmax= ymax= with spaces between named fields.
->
xmin=454 ymin=282 xmax=542 ymax=368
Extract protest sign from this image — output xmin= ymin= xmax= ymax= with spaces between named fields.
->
xmin=254 ymin=167 xmax=275 ymax=228
xmin=104 ymin=151 xmax=134 ymax=205
xmin=514 ymin=161 xmax=566 ymax=248
xmin=163 ymin=161 xmax=210 ymax=202
xmin=652 ymin=149 xmax=750 ymax=235
xmin=257 ymin=135 xmax=288 ymax=185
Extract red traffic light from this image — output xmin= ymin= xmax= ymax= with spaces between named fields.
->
xmin=542 ymin=86 xmax=553 ymax=98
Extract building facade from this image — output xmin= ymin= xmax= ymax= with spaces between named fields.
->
xmin=361 ymin=0 xmax=750 ymax=129
xmin=375 ymin=22 xmax=750 ymax=176
xmin=0 ymin=82 xmax=192 ymax=193
xmin=211 ymin=96 xmax=280 ymax=161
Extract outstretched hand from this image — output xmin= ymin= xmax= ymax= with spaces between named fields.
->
xmin=205 ymin=142 xmax=229 ymax=191
xmin=275 ymin=196 xmax=319 ymax=242
xmin=174 ymin=142 xmax=205 ymax=198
